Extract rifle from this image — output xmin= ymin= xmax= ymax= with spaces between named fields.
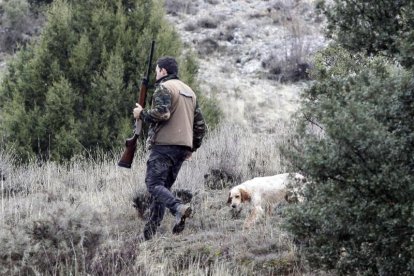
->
xmin=118 ymin=40 xmax=155 ymax=168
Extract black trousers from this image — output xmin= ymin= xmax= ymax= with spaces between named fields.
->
xmin=144 ymin=145 xmax=191 ymax=229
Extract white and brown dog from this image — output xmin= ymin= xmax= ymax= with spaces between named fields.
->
xmin=227 ymin=173 xmax=306 ymax=228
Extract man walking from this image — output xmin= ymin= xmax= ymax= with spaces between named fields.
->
xmin=133 ymin=56 xmax=206 ymax=240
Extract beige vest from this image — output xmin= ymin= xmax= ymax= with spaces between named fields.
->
xmin=153 ymin=79 xmax=196 ymax=148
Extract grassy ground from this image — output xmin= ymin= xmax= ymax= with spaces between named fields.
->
xmin=0 ymin=122 xmax=315 ymax=275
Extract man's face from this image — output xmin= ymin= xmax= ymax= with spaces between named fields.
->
xmin=155 ymin=65 xmax=167 ymax=80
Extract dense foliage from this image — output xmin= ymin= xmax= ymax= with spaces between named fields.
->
xmin=285 ymin=0 xmax=414 ymax=274
xmin=317 ymin=0 xmax=414 ymax=68
xmin=0 ymin=0 xmax=220 ymax=162
xmin=285 ymin=46 xmax=414 ymax=274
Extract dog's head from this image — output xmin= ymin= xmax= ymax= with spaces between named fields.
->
xmin=227 ymin=186 xmax=251 ymax=209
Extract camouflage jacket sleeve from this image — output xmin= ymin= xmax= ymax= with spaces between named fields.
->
xmin=192 ymin=101 xmax=206 ymax=151
xmin=139 ymin=85 xmax=171 ymax=124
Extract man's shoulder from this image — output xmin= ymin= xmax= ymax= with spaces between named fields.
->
xmin=154 ymin=84 xmax=171 ymax=98
xmin=162 ymin=79 xmax=195 ymax=96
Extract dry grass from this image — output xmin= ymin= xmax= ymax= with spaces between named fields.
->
xmin=164 ymin=0 xmax=198 ymax=15
xmin=258 ymin=0 xmax=322 ymax=82
xmin=0 ymin=122 xmax=309 ymax=275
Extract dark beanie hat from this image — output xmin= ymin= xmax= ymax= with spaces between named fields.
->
xmin=156 ymin=56 xmax=178 ymax=75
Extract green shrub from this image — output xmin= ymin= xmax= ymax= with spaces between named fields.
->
xmin=284 ymin=3 xmax=414 ymax=270
xmin=0 ymin=0 xmax=220 ymax=162
xmin=318 ymin=0 xmax=414 ymax=68
xmin=283 ymin=45 xmax=414 ymax=274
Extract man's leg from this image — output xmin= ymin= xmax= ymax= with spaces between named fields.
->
xmin=143 ymin=196 xmax=165 ymax=240
xmin=143 ymin=149 xmax=181 ymax=239
xmin=163 ymin=146 xmax=193 ymax=234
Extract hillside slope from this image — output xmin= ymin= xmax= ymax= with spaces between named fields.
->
xmin=165 ymin=0 xmax=326 ymax=131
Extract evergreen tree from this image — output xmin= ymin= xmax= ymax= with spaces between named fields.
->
xmin=42 ymin=77 xmax=81 ymax=160
xmin=283 ymin=1 xmax=414 ymax=274
xmin=318 ymin=0 xmax=414 ymax=67
xmin=0 ymin=0 xmax=220 ymax=161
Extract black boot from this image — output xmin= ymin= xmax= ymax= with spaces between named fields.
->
xmin=172 ymin=204 xmax=192 ymax=234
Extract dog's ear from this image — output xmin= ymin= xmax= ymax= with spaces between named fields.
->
xmin=240 ymin=188 xmax=251 ymax=203
xmin=227 ymin=192 xmax=232 ymax=205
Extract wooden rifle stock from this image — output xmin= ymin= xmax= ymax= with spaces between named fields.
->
xmin=118 ymin=41 xmax=155 ymax=168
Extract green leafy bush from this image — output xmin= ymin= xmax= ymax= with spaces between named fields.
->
xmin=284 ymin=46 xmax=414 ymax=274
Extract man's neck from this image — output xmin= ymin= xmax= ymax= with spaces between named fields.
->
xmin=156 ymin=74 xmax=179 ymax=84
